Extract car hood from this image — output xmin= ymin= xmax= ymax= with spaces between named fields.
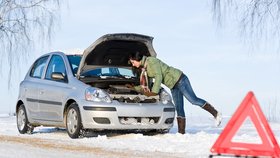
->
xmin=77 ymin=33 xmax=157 ymax=78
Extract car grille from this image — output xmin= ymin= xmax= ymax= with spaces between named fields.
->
xmin=119 ymin=117 xmax=159 ymax=125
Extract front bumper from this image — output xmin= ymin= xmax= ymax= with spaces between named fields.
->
xmin=79 ymin=100 xmax=175 ymax=130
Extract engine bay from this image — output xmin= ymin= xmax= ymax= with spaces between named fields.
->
xmin=108 ymin=85 xmax=159 ymax=103
xmin=94 ymin=83 xmax=159 ymax=103
xmin=81 ymin=77 xmax=159 ymax=103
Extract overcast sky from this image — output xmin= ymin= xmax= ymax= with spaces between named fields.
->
xmin=1 ymin=0 xmax=280 ymax=118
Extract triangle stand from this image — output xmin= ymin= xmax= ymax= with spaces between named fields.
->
xmin=210 ymin=91 xmax=280 ymax=158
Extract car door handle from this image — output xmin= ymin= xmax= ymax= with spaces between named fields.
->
xmin=39 ymin=90 xmax=44 ymax=95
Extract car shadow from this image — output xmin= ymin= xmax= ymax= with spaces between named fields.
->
xmin=33 ymin=127 xmax=66 ymax=134
xmin=84 ymin=129 xmax=168 ymax=138
xmin=33 ymin=127 xmax=167 ymax=138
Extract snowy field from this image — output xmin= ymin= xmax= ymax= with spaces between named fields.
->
xmin=0 ymin=114 xmax=280 ymax=158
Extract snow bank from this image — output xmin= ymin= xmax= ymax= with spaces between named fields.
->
xmin=0 ymin=115 xmax=280 ymax=158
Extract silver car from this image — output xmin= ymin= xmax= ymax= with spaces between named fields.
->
xmin=16 ymin=33 xmax=175 ymax=138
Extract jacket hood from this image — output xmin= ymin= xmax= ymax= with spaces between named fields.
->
xmin=77 ymin=33 xmax=157 ymax=78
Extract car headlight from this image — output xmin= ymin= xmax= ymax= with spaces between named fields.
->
xmin=160 ymin=89 xmax=172 ymax=104
xmin=85 ymin=87 xmax=112 ymax=103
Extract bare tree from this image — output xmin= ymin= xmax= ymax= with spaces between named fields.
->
xmin=0 ymin=0 xmax=62 ymax=87
xmin=212 ymin=0 xmax=280 ymax=48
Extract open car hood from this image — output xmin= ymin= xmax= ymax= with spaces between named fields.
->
xmin=77 ymin=33 xmax=157 ymax=78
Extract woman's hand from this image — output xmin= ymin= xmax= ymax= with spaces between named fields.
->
xmin=125 ymin=84 xmax=134 ymax=88
xmin=143 ymin=91 xmax=157 ymax=97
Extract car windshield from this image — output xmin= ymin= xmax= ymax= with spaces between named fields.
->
xmin=81 ymin=67 xmax=135 ymax=79
xmin=67 ymin=55 xmax=82 ymax=76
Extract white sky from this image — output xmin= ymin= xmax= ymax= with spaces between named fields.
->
xmin=1 ymin=0 xmax=280 ymax=117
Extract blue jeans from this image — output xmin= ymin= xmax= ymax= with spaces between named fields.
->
xmin=171 ymin=74 xmax=207 ymax=117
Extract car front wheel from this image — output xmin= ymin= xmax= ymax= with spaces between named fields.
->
xmin=17 ymin=104 xmax=34 ymax=134
xmin=66 ymin=103 xmax=82 ymax=138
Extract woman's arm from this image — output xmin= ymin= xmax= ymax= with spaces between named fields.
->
xmin=148 ymin=58 xmax=163 ymax=94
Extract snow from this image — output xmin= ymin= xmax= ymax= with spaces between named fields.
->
xmin=0 ymin=115 xmax=280 ymax=158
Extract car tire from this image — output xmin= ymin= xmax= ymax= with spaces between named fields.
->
xmin=66 ymin=103 xmax=82 ymax=139
xmin=17 ymin=104 xmax=34 ymax=134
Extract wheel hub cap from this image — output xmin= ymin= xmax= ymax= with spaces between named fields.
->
xmin=67 ymin=109 xmax=78 ymax=134
xmin=17 ymin=109 xmax=26 ymax=130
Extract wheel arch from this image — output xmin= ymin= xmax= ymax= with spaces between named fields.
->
xmin=63 ymin=99 xmax=79 ymax=124
xmin=16 ymin=100 xmax=24 ymax=113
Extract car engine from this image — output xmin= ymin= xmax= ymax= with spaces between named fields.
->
xmin=107 ymin=85 xmax=159 ymax=103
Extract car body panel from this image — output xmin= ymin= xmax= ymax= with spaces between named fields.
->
xmin=21 ymin=80 xmax=40 ymax=119
xmin=37 ymin=80 xmax=69 ymax=122
xmin=79 ymin=100 xmax=174 ymax=130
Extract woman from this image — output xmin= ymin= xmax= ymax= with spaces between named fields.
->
xmin=128 ymin=52 xmax=222 ymax=134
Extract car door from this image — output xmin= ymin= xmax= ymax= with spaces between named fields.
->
xmin=24 ymin=55 xmax=49 ymax=120
xmin=38 ymin=54 xmax=70 ymax=122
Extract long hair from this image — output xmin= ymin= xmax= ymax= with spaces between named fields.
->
xmin=129 ymin=51 xmax=143 ymax=61
xmin=129 ymin=51 xmax=143 ymax=77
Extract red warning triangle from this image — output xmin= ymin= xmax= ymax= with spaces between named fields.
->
xmin=210 ymin=91 xmax=280 ymax=157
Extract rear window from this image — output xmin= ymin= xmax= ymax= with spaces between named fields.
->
xmin=30 ymin=56 xmax=49 ymax=78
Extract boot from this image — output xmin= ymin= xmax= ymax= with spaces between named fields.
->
xmin=202 ymin=103 xmax=222 ymax=127
xmin=177 ymin=117 xmax=186 ymax=134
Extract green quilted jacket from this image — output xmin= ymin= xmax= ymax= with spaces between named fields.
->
xmin=134 ymin=56 xmax=182 ymax=94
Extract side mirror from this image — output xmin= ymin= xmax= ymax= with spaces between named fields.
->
xmin=51 ymin=72 xmax=65 ymax=81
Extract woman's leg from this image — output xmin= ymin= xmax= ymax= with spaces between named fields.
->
xmin=171 ymin=87 xmax=185 ymax=117
xmin=175 ymin=74 xmax=206 ymax=107
xmin=171 ymin=87 xmax=186 ymax=134
xmin=174 ymin=74 xmax=222 ymax=126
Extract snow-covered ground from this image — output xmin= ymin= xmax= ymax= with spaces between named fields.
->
xmin=0 ymin=114 xmax=280 ymax=158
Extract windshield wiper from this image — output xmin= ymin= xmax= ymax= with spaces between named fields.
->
xmin=114 ymin=74 xmax=136 ymax=79
xmin=80 ymin=75 xmax=99 ymax=78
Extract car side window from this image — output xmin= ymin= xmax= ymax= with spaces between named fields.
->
xmin=30 ymin=56 xmax=49 ymax=78
xmin=45 ymin=55 xmax=67 ymax=82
